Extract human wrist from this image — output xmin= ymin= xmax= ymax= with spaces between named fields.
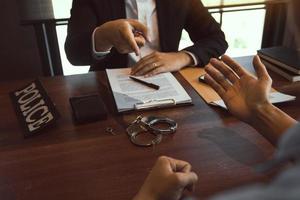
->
xmin=133 ymin=189 xmax=156 ymax=200
xmin=177 ymin=52 xmax=193 ymax=68
xmin=249 ymin=102 xmax=275 ymax=125
xmin=249 ymin=102 xmax=297 ymax=145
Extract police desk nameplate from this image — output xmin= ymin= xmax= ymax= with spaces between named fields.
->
xmin=10 ymin=80 xmax=60 ymax=137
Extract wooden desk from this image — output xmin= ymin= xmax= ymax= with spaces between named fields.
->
xmin=0 ymin=71 xmax=299 ymax=200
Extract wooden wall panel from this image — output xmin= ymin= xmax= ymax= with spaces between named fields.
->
xmin=0 ymin=0 xmax=43 ymax=81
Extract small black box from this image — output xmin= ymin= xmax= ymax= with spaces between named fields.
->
xmin=69 ymin=94 xmax=107 ymax=124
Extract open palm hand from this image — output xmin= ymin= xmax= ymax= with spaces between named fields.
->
xmin=205 ymin=55 xmax=272 ymax=124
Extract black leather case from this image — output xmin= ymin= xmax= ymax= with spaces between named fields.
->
xmin=69 ymin=94 xmax=107 ymax=124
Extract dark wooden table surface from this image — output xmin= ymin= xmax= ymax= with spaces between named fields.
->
xmin=0 ymin=70 xmax=299 ymax=200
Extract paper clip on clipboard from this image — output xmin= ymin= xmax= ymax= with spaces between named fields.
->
xmin=134 ymin=99 xmax=176 ymax=110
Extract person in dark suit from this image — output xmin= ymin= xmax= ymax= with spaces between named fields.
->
xmin=65 ymin=0 xmax=228 ymax=76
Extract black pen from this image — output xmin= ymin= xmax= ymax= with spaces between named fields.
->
xmin=129 ymin=76 xmax=160 ymax=90
xmin=133 ymin=30 xmax=150 ymax=42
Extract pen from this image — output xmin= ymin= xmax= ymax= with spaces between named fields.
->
xmin=133 ymin=30 xmax=150 ymax=42
xmin=129 ymin=76 xmax=160 ymax=90
xmin=133 ymin=30 xmax=146 ymax=60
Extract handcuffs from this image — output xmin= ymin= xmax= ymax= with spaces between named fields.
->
xmin=126 ymin=115 xmax=178 ymax=147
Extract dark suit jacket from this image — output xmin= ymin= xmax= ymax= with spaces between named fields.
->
xmin=65 ymin=0 xmax=228 ymax=71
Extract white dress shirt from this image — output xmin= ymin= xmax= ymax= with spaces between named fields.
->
xmin=125 ymin=0 xmax=160 ymax=65
xmin=92 ymin=0 xmax=198 ymax=66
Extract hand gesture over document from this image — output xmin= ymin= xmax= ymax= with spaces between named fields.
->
xmin=133 ymin=156 xmax=198 ymax=200
xmin=205 ymin=55 xmax=272 ymax=124
xmin=131 ymin=51 xmax=193 ymax=77
xmin=94 ymin=19 xmax=150 ymax=56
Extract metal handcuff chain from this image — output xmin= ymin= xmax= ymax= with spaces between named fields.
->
xmin=126 ymin=115 xmax=178 ymax=147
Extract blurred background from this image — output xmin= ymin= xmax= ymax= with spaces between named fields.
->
xmin=53 ymin=0 xmax=270 ymax=75
xmin=0 ymin=0 xmax=293 ymax=79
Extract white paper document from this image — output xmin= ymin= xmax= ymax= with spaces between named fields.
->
xmin=212 ymin=92 xmax=296 ymax=109
xmin=106 ymin=68 xmax=192 ymax=112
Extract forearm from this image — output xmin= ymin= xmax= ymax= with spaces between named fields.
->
xmin=132 ymin=181 xmax=156 ymax=200
xmin=250 ymin=103 xmax=297 ymax=145
xmin=65 ymin=32 xmax=93 ymax=66
xmin=132 ymin=192 xmax=155 ymax=200
xmin=177 ymin=52 xmax=194 ymax=67
xmin=65 ymin=0 xmax=98 ymax=65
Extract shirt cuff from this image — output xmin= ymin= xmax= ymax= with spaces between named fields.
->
xmin=181 ymin=50 xmax=199 ymax=66
xmin=92 ymin=27 xmax=111 ymax=59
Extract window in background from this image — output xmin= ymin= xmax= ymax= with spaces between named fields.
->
xmin=52 ymin=0 xmax=72 ymax=19
xmin=180 ymin=7 xmax=266 ymax=57
xmin=52 ymin=0 xmax=89 ymax=75
xmin=179 ymin=13 xmax=221 ymax=50
xmin=222 ymin=8 xmax=266 ymax=57
xmin=201 ymin=0 xmax=269 ymax=7
xmin=53 ymin=1 xmax=267 ymax=75
xmin=56 ymin=25 xmax=90 ymax=75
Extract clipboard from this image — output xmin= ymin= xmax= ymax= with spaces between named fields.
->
xmin=106 ymin=68 xmax=192 ymax=112
xmin=134 ymin=99 xmax=176 ymax=110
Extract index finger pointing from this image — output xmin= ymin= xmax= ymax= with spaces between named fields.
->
xmin=128 ymin=19 xmax=150 ymax=42
xmin=122 ymin=27 xmax=140 ymax=56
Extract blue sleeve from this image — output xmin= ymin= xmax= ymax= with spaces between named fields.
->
xmin=209 ymin=123 xmax=300 ymax=200
xmin=276 ymin=123 xmax=300 ymax=161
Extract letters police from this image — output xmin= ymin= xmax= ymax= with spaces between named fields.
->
xmin=11 ymin=80 xmax=59 ymax=137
